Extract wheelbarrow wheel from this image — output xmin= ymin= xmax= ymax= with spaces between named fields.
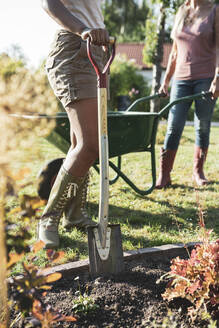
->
xmin=37 ymin=158 xmax=64 ymax=200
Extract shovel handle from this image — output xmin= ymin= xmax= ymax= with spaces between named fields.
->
xmin=87 ymin=37 xmax=116 ymax=249
xmin=87 ymin=37 xmax=116 ymax=88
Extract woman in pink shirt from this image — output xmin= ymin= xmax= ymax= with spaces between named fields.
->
xmin=156 ymin=0 xmax=219 ymax=189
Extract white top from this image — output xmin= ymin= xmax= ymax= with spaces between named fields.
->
xmin=60 ymin=0 xmax=105 ymax=29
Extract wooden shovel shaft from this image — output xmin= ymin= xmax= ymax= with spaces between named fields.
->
xmin=98 ymin=87 xmax=109 ymax=248
xmin=87 ymin=38 xmax=116 ymax=249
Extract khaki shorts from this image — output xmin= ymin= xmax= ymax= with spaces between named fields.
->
xmin=45 ymin=30 xmax=109 ymax=108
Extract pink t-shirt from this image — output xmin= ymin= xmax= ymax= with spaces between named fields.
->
xmin=174 ymin=5 xmax=217 ymax=80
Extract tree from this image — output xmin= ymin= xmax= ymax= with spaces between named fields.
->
xmin=4 ymin=44 xmax=27 ymax=64
xmin=102 ymin=0 xmax=149 ymax=42
xmin=143 ymin=0 xmax=183 ymax=112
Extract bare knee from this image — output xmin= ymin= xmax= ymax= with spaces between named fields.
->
xmin=69 ymin=140 xmax=99 ymax=165
xmin=79 ymin=141 xmax=99 ymax=163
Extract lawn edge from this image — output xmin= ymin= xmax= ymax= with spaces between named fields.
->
xmin=40 ymin=242 xmax=198 ymax=277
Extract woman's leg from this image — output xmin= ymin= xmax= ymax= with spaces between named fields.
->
xmin=156 ymin=80 xmax=193 ymax=189
xmin=194 ymin=78 xmax=215 ymax=149
xmin=193 ymin=78 xmax=216 ymax=185
xmin=164 ymin=80 xmax=193 ymax=150
xmin=61 ymin=98 xmax=99 ymax=229
xmin=39 ymin=97 xmax=98 ymax=248
xmin=63 ymin=98 xmax=99 ymax=175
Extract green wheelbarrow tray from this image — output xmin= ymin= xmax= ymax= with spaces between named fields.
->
xmin=46 ymin=91 xmax=211 ymax=196
xmin=46 ymin=111 xmax=159 ymax=196
xmin=46 ymin=111 xmax=158 ymax=157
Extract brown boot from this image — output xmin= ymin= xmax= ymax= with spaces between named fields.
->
xmin=155 ymin=148 xmax=177 ymax=189
xmin=62 ymin=172 xmax=97 ymax=230
xmin=193 ymin=146 xmax=208 ymax=186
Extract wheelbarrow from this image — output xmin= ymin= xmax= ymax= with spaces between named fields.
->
xmin=38 ymin=91 xmax=212 ymax=199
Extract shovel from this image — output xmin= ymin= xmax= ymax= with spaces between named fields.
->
xmin=86 ymin=37 xmax=124 ymax=277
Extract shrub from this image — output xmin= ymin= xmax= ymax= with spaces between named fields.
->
xmin=5 ymin=222 xmax=77 ymax=327
xmin=158 ymin=204 xmax=219 ymax=324
xmin=109 ymin=54 xmax=150 ymax=111
xmin=161 ymin=237 xmax=219 ymax=320
xmin=0 ymin=52 xmax=77 ymax=327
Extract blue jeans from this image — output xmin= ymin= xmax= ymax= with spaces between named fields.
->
xmin=164 ymin=78 xmax=216 ymax=150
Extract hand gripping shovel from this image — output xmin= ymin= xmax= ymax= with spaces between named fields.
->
xmin=87 ymin=38 xmax=124 ymax=277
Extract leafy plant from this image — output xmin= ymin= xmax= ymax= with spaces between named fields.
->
xmin=3 ymin=190 xmax=76 ymax=327
xmin=9 ymin=263 xmax=61 ymax=314
xmin=31 ymin=299 xmax=76 ymax=328
xmin=6 ymin=240 xmax=77 ymax=327
xmin=72 ymin=276 xmax=99 ymax=314
xmin=158 ymin=202 xmax=219 ymax=323
xmin=109 ymin=54 xmax=150 ymax=111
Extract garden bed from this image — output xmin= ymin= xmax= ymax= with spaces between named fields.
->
xmin=11 ymin=243 xmax=217 ymax=328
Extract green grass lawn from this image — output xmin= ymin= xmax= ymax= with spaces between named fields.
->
xmin=7 ymin=123 xmax=219 ymax=270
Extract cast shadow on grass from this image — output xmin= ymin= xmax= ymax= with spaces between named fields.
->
xmin=87 ymin=197 xmax=218 ymax=246
xmin=59 ymin=231 xmax=89 ymax=255
xmin=144 ymin=193 xmax=219 ymax=232
xmin=162 ymin=183 xmax=195 ymax=190
xmin=204 ymin=180 xmax=219 ymax=190
xmin=118 ymin=182 xmax=196 ymax=195
xmin=87 ymin=202 xmax=195 ymax=248
xmin=127 ymin=181 xmax=218 ymax=194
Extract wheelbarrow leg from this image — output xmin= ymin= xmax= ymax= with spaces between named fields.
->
xmin=86 ymin=38 xmax=124 ymax=277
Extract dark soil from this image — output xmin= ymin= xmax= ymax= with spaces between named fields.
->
xmin=13 ymin=256 xmax=218 ymax=328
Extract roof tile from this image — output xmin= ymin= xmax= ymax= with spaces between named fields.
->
xmin=116 ymin=43 xmax=172 ymax=69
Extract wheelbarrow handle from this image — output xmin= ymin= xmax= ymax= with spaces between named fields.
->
xmin=158 ymin=91 xmax=213 ymax=117
xmin=87 ymin=37 xmax=116 ymax=88
xmin=126 ymin=92 xmax=165 ymax=112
